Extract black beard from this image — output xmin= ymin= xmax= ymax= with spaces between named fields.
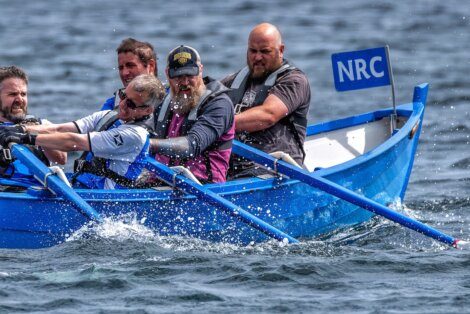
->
xmin=0 ymin=100 xmax=26 ymax=123
xmin=9 ymin=114 xmax=26 ymax=124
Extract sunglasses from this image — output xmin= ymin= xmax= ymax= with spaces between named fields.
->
xmin=118 ymin=89 xmax=150 ymax=109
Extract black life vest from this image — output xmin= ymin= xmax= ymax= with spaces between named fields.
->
xmin=227 ymin=60 xmax=306 ymax=161
xmin=20 ymin=115 xmax=50 ymax=166
xmin=0 ymin=116 xmax=50 ymax=177
xmin=112 ymin=88 xmax=123 ymax=109
xmin=153 ymin=77 xmax=233 ymax=182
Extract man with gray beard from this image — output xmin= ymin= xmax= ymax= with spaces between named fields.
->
xmin=150 ymin=45 xmax=234 ymax=183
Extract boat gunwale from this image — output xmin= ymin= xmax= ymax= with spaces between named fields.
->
xmin=0 ymin=102 xmax=423 ymax=202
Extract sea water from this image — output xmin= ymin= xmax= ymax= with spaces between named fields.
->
xmin=0 ymin=0 xmax=469 ymax=312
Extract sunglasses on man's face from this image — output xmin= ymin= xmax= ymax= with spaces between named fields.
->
xmin=118 ymin=89 xmax=149 ymax=109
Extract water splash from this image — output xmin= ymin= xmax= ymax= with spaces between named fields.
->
xmin=66 ymin=213 xmax=156 ymax=243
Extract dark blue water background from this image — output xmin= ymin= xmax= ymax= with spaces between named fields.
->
xmin=0 ymin=0 xmax=469 ymax=312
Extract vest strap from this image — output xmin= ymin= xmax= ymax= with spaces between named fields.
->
xmin=230 ymin=66 xmax=250 ymax=89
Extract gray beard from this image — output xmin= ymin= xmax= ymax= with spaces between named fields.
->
xmin=170 ymin=86 xmax=205 ymax=115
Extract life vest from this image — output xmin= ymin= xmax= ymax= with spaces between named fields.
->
xmin=227 ymin=60 xmax=307 ymax=160
xmin=112 ymin=89 xmax=122 ymax=109
xmin=72 ymin=110 xmax=155 ymax=188
xmin=0 ymin=116 xmax=50 ymax=178
xmin=154 ymin=77 xmax=233 ymax=182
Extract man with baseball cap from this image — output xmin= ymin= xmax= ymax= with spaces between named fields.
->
xmin=150 ymin=45 xmax=234 ymax=183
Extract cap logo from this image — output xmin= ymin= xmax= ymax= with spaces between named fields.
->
xmin=173 ymin=52 xmax=192 ymax=65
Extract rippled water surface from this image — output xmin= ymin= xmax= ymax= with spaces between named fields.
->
xmin=0 ymin=0 xmax=469 ymax=313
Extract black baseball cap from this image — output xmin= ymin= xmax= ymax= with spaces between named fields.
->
xmin=167 ymin=45 xmax=200 ymax=79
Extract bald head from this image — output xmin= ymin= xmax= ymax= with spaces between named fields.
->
xmin=247 ymin=23 xmax=284 ymax=79
xmin=248 ymin=23 xmax=283 ymax=46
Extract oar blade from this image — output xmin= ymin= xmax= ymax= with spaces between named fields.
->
xmin=232 ymin=140 xmax=461 ymax=248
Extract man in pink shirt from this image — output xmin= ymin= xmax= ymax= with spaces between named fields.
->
xmin=150 ymin=45 xmax=234 ymax=183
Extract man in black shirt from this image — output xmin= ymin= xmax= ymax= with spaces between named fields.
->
xmin=222 ymin=23 xmax=311 ymax=178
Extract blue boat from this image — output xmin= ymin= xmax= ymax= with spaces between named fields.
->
xmin=0 ymin=83 xmax=429 ymax=249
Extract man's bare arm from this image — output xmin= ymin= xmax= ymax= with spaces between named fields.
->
xmin=24 ymin=121 xmax=79 ymax=134
xmin=35 ymin=133 xmax=90 ymax=152
xmin=234 ymin=94 xmax=289 ymax=132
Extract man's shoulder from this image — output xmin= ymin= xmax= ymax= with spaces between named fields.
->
xmin=116 ymin=123 xmax=149 ymax=138
xmin=220 ymin=72 xmax=239 ymax=88
xmin=92 ymin=109 xmax=112 ymax=120
xmin=101 ymin=95 xmax=117 ymax=111
xmin=77 ymin=110 xmax=112 ymax=128
xmin=277 ymin=67 xmax=309 ymax=84
xmin=206 ymin=92 xmax=234 ymax=110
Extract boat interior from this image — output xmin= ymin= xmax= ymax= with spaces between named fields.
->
xmin=304 ymin=114 xmax=407 ymax=172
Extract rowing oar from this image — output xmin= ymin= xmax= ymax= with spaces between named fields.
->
xmin=232 ymin=140 xmax=465 ymax=248
xmin=9 ymin=143 xmax=103 ymax=223
xmin=145 ymin=158 xmax=298 ymax=244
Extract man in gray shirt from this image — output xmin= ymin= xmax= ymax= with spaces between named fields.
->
xmin=222 ymin=23 xmax=311 ymax=178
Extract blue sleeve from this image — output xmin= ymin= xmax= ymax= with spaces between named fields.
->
xmin=100 ymin=96 xmax=115 ymax=111
xmin=186 ymin=94 xmax=234 ymax=156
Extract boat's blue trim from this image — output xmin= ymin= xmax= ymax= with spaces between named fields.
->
xmin=11 ymin=144 xmax=103 ymax=222
xmin=144 ymin=158 xmax=298 ymax=243
xmin=306 ymin=104 xmax=413 ymax=136
xmin=399 ymin=83 xmax=428 ymax=199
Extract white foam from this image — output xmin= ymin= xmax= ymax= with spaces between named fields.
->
xmin=455 ymin=240 xmax=470 ymax=250
xmin=66 ymin=213 xmax=155 ymax=243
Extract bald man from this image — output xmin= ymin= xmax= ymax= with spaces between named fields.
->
xmin=222 ymin=23 xmax=311 ymax=178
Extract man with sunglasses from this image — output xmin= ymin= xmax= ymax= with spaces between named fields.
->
xmin=150 ymin=45 xmax=234 ymax=183
xmin=0 ymin=75 xmax=166 ymax=189
xmin=100 ymin=38 xmax=158 ymax=111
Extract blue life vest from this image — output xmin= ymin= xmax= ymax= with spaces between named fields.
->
xmin=73 ymin=111 xmax=153 ymax=189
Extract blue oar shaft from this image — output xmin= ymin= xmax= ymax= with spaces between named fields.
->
xmin=11 ymin=144 xmax=102 ymax=223
xmin=233 ymin=141 xmax=459 ymax=248
xmin=145 ymin=159 xmax=298 ymax=244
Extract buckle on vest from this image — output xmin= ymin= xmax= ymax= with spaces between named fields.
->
xmin=234 ymin=103 xmax=250 ymax=115
xmin=73 ymin=159 xmax=87 ymax=173
xmin=1 ymin=148 xmax=12 ymax=162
